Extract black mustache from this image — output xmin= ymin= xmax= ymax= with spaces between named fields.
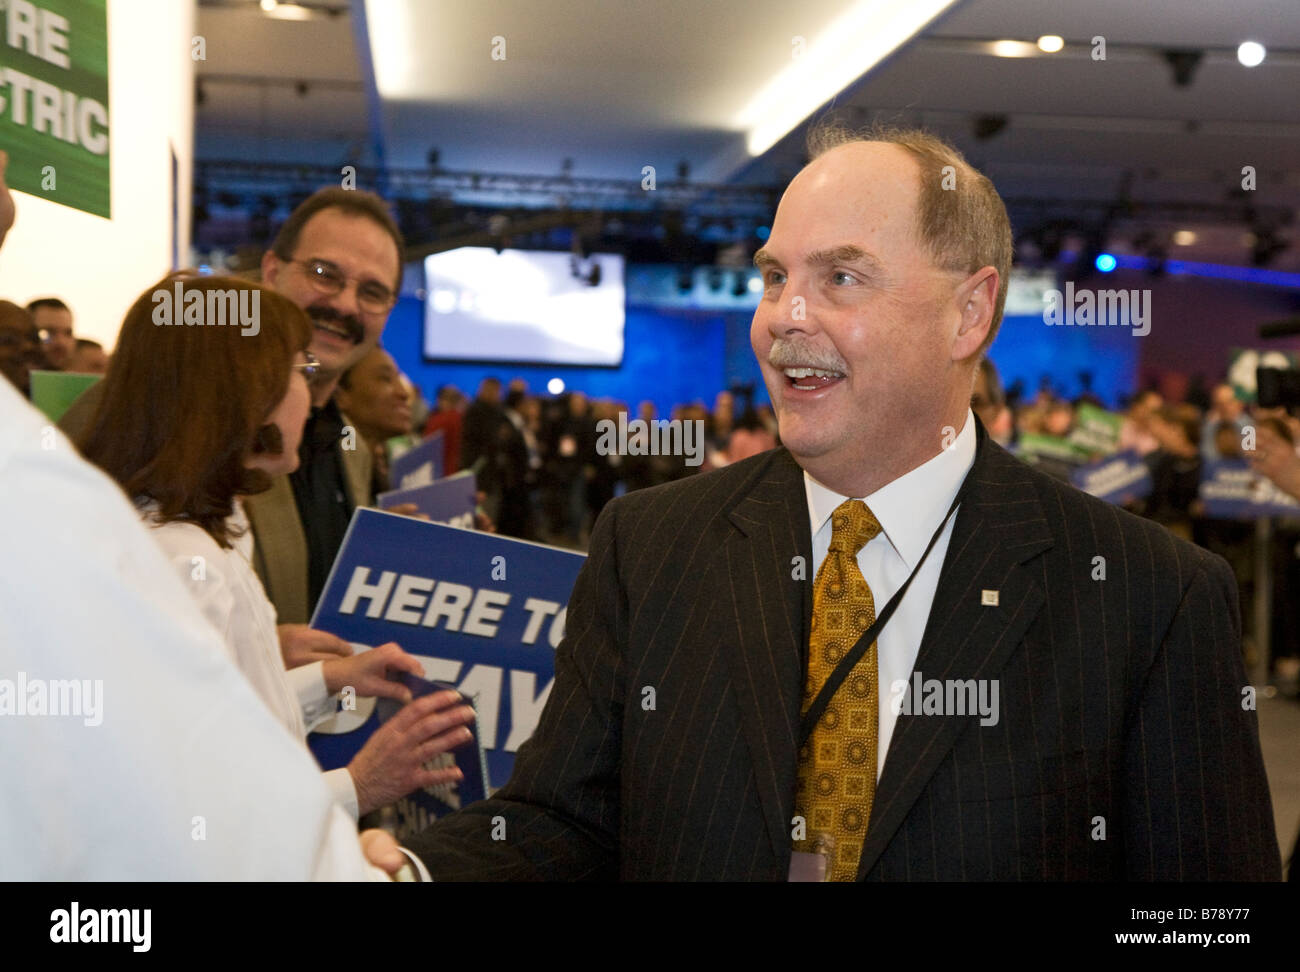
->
xmin=309 ymin=306 xmax=365 ymax=344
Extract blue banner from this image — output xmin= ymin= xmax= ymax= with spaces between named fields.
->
xmin=375 ymin=673 xmax=491 ymax=837
xmin=377 ymin=471 xmax=476 ymax=528
xmin=388 ymin=431 xmax=444 ymax=489
xmin=306 ymin=509 xmax=586 ymax=790
xmin=1069 ymin=448 xmax=1153 ymax=505
xmin=1199 ymin=459 xmax=1300 ymax=519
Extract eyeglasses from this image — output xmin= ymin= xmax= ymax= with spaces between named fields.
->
xmin=286 ymin=258 xmax=396 ymax=314
xmin=294 ymin=351 xmax=321 ymax=380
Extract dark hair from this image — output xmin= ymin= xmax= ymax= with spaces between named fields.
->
xmin=1258 ymin=416 xmax=1295 ymax=445
xmin=1156 ymin=403 xmax=1201 ymax=448
xmin=26 ymin=296 xmax=70 ymax=315
xmin=80 ymin=274 xmax=312 ymax=549
xmin=0 ymin=299 xmax=35 ymax=329
xmin=337 ymin=343 xmax=385 ymax=392
xmin=74 ymin=337 xmax=103 ymax=351
xmin=975 ymin=356 xmax=1004 ymax=408
xmin=270 ymin=187 xmax=404 ymax=292
xmin=504 ymin=388 xmax=526 ymax=410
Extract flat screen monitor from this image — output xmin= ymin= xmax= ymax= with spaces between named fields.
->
xmin=423 ymin=247 xmax=625 ymax=365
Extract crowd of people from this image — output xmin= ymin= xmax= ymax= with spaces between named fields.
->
xmin=397 ymin=379 xmax=778 ymax=546
xmin=970 ymin=358 xmax=1300 ymax=537
xmin=0 ymin=295 xmax=108 ymax=398
xmin=2 ymin=148 xmax=1297 ymax=878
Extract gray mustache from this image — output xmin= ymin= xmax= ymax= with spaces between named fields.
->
xmin=768 ymin=340 xmax=846 ymax=373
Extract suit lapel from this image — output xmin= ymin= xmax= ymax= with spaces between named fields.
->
xmin=722 ymin=448 xmax=811 ymax=863
xmin=338 ymin=409 xmax=374 ymax=507
xmin=855 ymin=420 xmax=1055 ymax=878
xmin=243 ymin=472 xmax=311 ymax=624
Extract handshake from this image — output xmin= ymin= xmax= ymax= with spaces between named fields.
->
xmin=279 ymin=624 xmax=476 ymax=879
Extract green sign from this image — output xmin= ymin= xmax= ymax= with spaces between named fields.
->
xmin=0 ymin=0 xmax=109 ymax=218
xmin=1068 ymin=403 xmax=1123 ymax=457
xmin=29 ymin=368 xmax=97 ymax=421
xmin=1016 ymin=433 xmax=1092 ymax=465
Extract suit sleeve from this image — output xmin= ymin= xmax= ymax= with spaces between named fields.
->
xmin=1123 ymin=552 xmax=1281 ymax=880
xmin=405 ymin=498 xmax=629 ymax=880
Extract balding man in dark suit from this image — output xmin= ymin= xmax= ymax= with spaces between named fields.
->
xmin=404 ymin=126 xmax=1280 ymax=881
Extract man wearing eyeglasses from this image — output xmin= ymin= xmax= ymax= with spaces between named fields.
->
xmin=249 ymin=187 xmax=406 ymax=630
xmin=57 ymin=188 xmax=407 ymax=640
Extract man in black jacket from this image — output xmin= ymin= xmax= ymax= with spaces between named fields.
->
xmin=405 ymin=126 xmax=1280 ymax=881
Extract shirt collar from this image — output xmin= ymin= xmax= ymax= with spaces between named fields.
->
xmin=804 ymin=408 xmax=978 ymax=570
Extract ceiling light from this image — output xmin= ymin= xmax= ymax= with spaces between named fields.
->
xmin=367 ymin=1 xmax=417 ymax=98
xmin=1172 ymin=230 xmax=1197 ymax=246
xmin=1036 ymin=35 xmax=1064 ymax=53
xmin=990 ymin=39 xmax=1038 ymax=58
xmin=735 ymin=0 xmax=961 ymax=156
xmin=1237 ymin=41 xmax=1266 ymax=67
xmin=262 ymin=2 xmax=313 ymax=21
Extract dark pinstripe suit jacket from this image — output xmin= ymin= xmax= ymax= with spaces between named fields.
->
xmin=408 ymin=417 xmax=1281 ymax=880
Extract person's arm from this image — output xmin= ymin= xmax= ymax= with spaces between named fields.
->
xmin=0 ymin=383 xmax=384 ymax=879
xmin=1123 ymin=552 xmax=1281 ymax=879
xmin=322 ymin=767 xmax=360 ymax=821
xmin=404 ymin=500 xmax=628 ymax=880
xmin=285 ymin=661 xmax=338 ymax=731
xmin=1248 ymin=425 xmax=1300 ymax=500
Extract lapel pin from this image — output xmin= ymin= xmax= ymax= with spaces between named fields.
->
xmin=981 ymin=589 xmax=999 ymax=606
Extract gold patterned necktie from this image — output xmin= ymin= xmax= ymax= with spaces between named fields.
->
xmin=793 ymin=498 xmax=883 ymax=881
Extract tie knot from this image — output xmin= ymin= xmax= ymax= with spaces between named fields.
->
xmin=828 ymin=499 xmax=880 ymax=556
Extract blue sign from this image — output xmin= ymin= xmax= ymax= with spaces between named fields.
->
xmin=377 ymin=471 xmax=476 ymax=528
xmin=1069 ymin=448 xmax=1153 ymax=505
xmin=1199 ymin=460 xmax=1300 ymax=519
xmin=375 ymin=673 xmax=491 ymax=838
xmin=389 ymin=431 xmax=445 ymax=490
xmin=306 ymin=509 xmax=586 ymax=790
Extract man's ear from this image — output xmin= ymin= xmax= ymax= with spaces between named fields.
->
xmin=261 ymin=249 xmax=282 ymax=289
xmin=951 ymin=266 xmax=998 ymax=363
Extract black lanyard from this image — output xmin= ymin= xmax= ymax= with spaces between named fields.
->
xmin=798 ymin=472 xmax=971 ymax=747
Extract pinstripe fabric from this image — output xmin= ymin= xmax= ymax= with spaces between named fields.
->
xmin=406 ymin=416 xmax=1281 ymax=881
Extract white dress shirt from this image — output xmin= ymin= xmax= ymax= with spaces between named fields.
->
xmin=805 ymin=409 xmax=977 ymax=782
xmin=0 ymin=377 xmax=382 ymax=879
xmin=143 ymin=502 xmax=359 ymax=819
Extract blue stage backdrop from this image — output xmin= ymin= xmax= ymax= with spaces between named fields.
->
xmin=985 ymin=312 xmax=1138 ymax=409
xmin=384 ymin=295 xmax=750 ymax=419
xmin=383 ymin=286 xmax=1137 ymax=418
